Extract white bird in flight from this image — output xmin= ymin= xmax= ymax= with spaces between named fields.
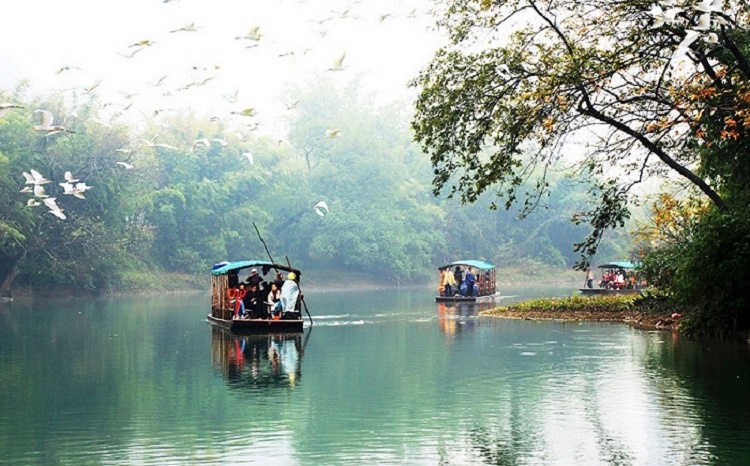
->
xmin=0 ymin=102 xmax=23 ymax=118
xmin=695 ymin=13 xmax=711 ymax=31
xmin=236 ymin=26 xmax=261 ymax=42
xmin=325 ymin=128 xmax=341 ymax=138
xmin=313 ymin=201 xmax=330 ymax=217
xmin=327 ymin=52 xmax=346 ymax=71
xmin=33 ymin=185 xmax=49 ymax=198
xmin=32 ymin=110 xmax=73 ymax=136
xmin=64 ymin=171 xmax=79 ymax=183
xmin=26 ymin=198 xmax=41 ymax=207
xmin=116 ymin=161 xmax=134 ymax=169
xmin=26 ymin=169 xmax=51 ymax=185
xmin=241 ymin=152 xmax=254 ymax=165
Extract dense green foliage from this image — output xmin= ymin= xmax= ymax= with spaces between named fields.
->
xmin=413 ymin=1 xmax=750 ymax=338
xmin=0 ymin=80 xmax=632 ymax=295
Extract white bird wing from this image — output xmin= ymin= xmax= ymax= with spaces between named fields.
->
xmin=677 ymin=29 xmax=701 ymax=51
xmin=33 ymin=185 xmax=48 ymax=198
xmin=34 ymin=110 xmax=54 ymax=129
xmin=43 ymin=197 xmax=59 ymax=210
xmin=49 ymin=209 xmax=66 ymax=220
xmin=314 ymin=201 xmax=329 ymax=216
xmin=22 ymin=171 xmax=35 ymax=184
xmin=64 ymin=171 xmax=79 ymax=183
xmin=695 ymin=13 xmax=711 ymax=30
xmin=242 ymin=152 xmax=254 ymax=165
xmin=60 ymin=182 xmax=75 ymax=194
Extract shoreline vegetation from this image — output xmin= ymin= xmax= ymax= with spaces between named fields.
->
xmin=9 ymin=264 xmax=585 ymax=298
xmin=481 ymin=294 xmax=681 ymax=332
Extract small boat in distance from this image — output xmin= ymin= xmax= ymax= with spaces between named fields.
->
xmin=579 ymin=261 xmax=643 ymax=296
xmin=208 ymin=260 xmax=307 ymax=332
xmin=436 ymin=260 xmax=501 ymax=303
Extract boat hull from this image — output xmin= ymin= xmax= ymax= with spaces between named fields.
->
xmin=207 ymin=314 xmax=304 ymax=333
xmin=578 ymin=288 xmax=641 ymax=296
xmin=435 ymin=292 xmax=502 ymax=304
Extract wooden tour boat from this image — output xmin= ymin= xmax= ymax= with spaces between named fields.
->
xmin=579 ymin=261 xmax=644 ymax=296
xmin=436 ymin=260 xmax=502 ymax=303
xmin=208 ymin=260 xmax=309 ymax=333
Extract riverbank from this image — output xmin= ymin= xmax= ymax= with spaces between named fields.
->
xmin=7 ymin=263 xmax=584 ymax=298
xmin=481 ymin=294 xmax=682 ymax=331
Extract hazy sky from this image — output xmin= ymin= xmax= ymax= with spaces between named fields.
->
xmin=1 ymin=0 xmax=443 ymax=135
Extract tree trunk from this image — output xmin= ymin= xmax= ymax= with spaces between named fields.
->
xmin=0 ymin=250 xmax=24 ymax=299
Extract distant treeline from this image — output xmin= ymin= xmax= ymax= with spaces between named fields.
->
xmin=0 ymin=81 xmax=632 ymax=294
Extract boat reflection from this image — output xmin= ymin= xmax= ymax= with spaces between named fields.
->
xmin=211 ymin=326 xmax=310 ymax=390
xmin=437 ymin=301 xmax=495 ymax=336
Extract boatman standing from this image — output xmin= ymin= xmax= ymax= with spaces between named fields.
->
xmin=280 ymin=272 xmax=300 ymax=317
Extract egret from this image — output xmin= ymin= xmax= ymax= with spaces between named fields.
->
xmin=48 ymin=208 xmax=66 ymax=220
xmin=26 ymin=199 xmax=41 ymax=207
xmin=43 ymin=197 xmax=60 ymax=211
xmin=59 ymin=182 xmax=76 ymax=195
xmin=116 ymin=162 xmax=134 ymax=169
xmin=0 ymin=102 xmax=23 ymax=118
xmin=192 ymin=138 xmax=210 ymax=149
xmin=325 ymin=129 xmax=341 ymax=138
xmin=328 ymin=52 xmax=346 ymax=71
xmin=236 ymin=26 xmax=261 ymax=41
xmin=695 ymin=13 xmax=711 ymax=31
xmin=170 ymin=22 xmax=200 ymax=33
xmin=676 ymin=29 xmax=701 ymax=52
xmin=32 ymin=110 xmax=73 ymax=136
xmin=241 ymin=152 xmax=254 ymax=165
xmin=29 ymin=169 xmax=51 ymax=185
xmin=64 ymin=171 xmax=79 ymax=183
xmin=19 ymin=186 xmax=33 ymax=193
xmin=314 ymin=201 xmax=329 ymax=217
xmin=33 ymin=185 xmax=49 ymax=198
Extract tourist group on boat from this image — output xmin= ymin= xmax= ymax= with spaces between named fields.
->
xmin=227 ymin=268 xmax=301 ymax=320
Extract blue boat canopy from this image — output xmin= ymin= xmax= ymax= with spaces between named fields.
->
xmin=211 ymin=260 xmax=299 ymax=276
xmin=598 ymin=261 xmax=637 ymax=269
xmin=439 ymin=260 xmax=495 ymax=271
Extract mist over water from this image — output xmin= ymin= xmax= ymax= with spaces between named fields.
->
xmin=1 ymin=286 xmax=748 ymax=465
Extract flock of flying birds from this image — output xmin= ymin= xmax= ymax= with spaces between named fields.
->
xmin=18 ymin=169 xmax=90 ymax=220
xmin=1 ymin=2 xmax=433 ymax=221
xmin=648 ymin=0 xmax=728 ymax=53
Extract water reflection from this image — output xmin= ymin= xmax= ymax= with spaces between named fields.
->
xmin=437 ymin=301 xmax=495 ymax=336
xmin=211 ymin=327 xmax=309 ymax=391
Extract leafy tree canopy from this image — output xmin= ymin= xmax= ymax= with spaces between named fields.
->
xmin=412 ymin=0 xmax=750 ymax=266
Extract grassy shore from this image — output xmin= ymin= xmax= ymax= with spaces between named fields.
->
xmin=481 ymin=294 xmax=682 ymax=331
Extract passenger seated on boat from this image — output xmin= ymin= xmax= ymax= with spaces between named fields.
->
xmin=266 ymin=282 xmax=282 ymax=318
xmin=243 ymin=283 xmax=265 ymax=318
xmin=614 ymin=272 xmax=625 ymax=289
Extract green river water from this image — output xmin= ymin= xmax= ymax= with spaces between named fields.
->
xmin=1 ymin=286 xmax=749 ymax=465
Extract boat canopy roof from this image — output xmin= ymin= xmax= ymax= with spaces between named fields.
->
xmin=598 ymin=261 xmax=637 ymax=269
xmin=211 ymin=260 xmax=301 ymax=276
xmin=439 ymin=260 xmax=495 ymax=271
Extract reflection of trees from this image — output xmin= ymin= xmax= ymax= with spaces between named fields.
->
xmin=211 ymin=327 xmax=308 ymax=392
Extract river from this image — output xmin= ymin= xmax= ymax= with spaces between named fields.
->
xmin=1 ymin=286 xmax=749 ymax=465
